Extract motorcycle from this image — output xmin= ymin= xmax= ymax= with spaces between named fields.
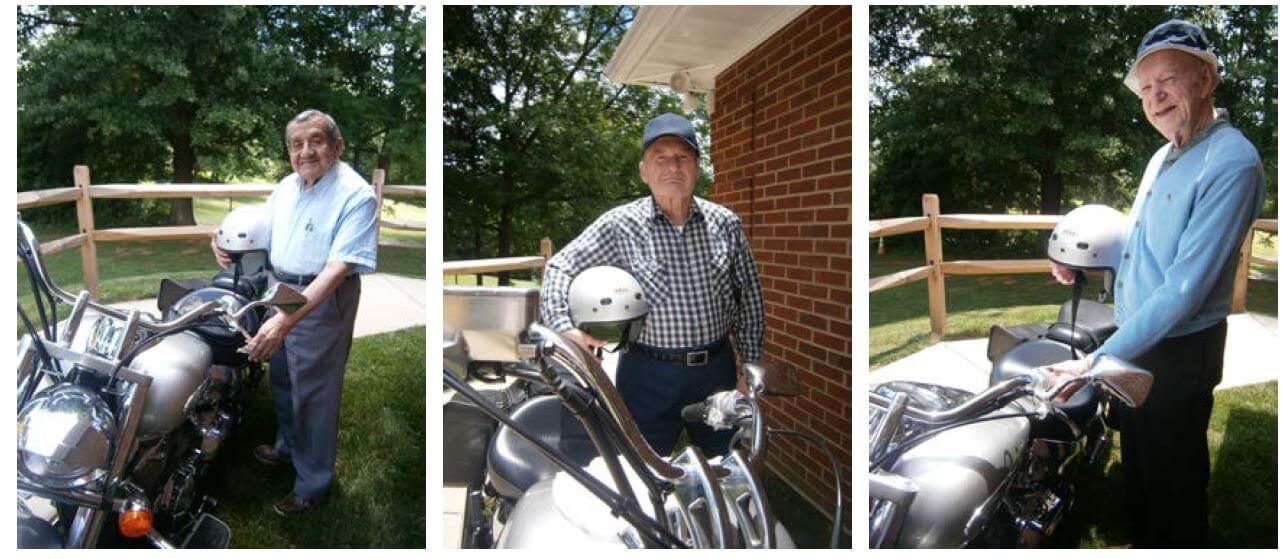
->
xmin=868 ymin=297 xmax=1154 ymax=548
xmin=442 ymin=286 xmax=844 ymax=549
xmin=16 ymin=219 xmax=305 ymax=548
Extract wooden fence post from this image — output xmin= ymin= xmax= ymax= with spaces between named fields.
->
xmin=922 ymin=194 xmax=946 ymax=340
xmin=373 ymin=169 xmax=386 ymax=242
xmin=539 ymin=237 xmax=553 ymax=280
xmin=1231 ymin=228 xmax=1253 ymax=313
xmin=73 ymin=165 xmax=100 ymax=298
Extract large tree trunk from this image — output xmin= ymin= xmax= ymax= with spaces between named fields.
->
xmin=496 ymin=203 xmax=513 ymax=286
xmin=1036 ymin=158 xmax=1062 ymax=249
xmin=1036 ymin=158 xmax=1062 ymax=216
xmin=473 ymin=227 xmax=483 ymax=285
xmin=168 ymin=137 xmax=197 ymax=226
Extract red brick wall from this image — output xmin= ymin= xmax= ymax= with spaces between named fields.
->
xmin=709 ymin=6 xmax=852 ymax=524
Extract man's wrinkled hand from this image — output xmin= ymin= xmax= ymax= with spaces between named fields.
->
xmin=563 ymin=328 xmax=606 ymax=361
xmin=1050 ymin=261 xmax=1075 ymax=286
xmin=1041 ymin=358 xmax=1091 ymax=402
xmin=246 ymin=313 xmax=294 ymax=362
xmin=209 ymin=232 xmax=231 ymax=269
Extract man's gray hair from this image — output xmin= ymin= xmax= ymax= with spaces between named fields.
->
xmin=286 ymin=109 xmax=343 ymax=145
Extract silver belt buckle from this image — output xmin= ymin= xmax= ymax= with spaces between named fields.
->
xmin=686 ymin=350 xmax=709 ymax=366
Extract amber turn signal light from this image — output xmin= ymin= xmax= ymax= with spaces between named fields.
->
xmin=118 ymin=508 xmax=153 ymax=538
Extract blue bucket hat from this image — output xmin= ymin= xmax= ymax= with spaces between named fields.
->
xmin=1124 ymin=19 xmax=1220 ymax=95
xmin=641 ymin=113 xmax=700 ymax=157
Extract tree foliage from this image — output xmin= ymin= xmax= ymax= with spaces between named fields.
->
xmin=444 ymin=5 xmax=702 ymax=271
xmin=871 ymin=5 xmax=1277 ymax=253
xmin=18 ymin=5 xmax=424 ymax=225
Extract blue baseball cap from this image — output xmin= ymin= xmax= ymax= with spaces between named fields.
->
xmin=1124 ymin=19 xmax=1220 ymax=95
xmin=641 ymin=113 xmax=699 ymax=156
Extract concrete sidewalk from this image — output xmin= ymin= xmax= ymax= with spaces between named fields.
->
xmin=108 ymin=273 xmax=426 ymax=338
xmin=871 ymin=312 xmax=1279 ymax=393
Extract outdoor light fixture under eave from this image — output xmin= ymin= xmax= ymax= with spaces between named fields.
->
xmin=604 ymin=5 xmax=807 ymax=115
xmin=668 ymin=70 xmax=708 ymax=113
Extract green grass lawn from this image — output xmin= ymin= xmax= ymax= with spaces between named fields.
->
xmin=1048 ymin=381 xmax=1278 ymax=548
xmin=17 ymin=197 xmax=423 ymax=332
xmin=870 ymin=234 xmax=1278 ymax=369
xmin=871 ymin=235 xmax=1278 ymax=548
xmin=209 ymin=327 xmax=426 ymax=548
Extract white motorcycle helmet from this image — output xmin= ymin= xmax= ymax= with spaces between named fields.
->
xmin=568 ymin=266 xmax=649 ymax=347
xmin=215 ymin=205 xmax=271 ymax=255
xmin=1048 ymin=204 xmax=1127 ymax=278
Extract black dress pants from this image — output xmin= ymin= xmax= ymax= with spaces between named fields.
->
xmin=1118 ymin=320 xmax=1227 ymax=548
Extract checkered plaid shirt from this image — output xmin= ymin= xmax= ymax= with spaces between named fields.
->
xmin=540 ymin=196 xmax=765 ymax=362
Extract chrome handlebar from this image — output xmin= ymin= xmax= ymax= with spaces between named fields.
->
xmin=18 ymin=220 xmax=222 ymax=336
xmin=523 ymin=323 xmax=686 ymax=480
xmin=867 ymin=375 xmax=1043 ymax=427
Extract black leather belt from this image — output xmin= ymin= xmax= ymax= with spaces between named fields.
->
xmin=273 ymin=271 xmax=357 ymax=287
xmin=274 ymin=271 xmax=319 ymax=286
xmin=631 ymin=338 xmax=729 ymax=367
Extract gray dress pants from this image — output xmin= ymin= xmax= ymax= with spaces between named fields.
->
xmin=268 ymin=274 xmax=361 ymax=499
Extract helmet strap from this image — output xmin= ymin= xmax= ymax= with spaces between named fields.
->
xmin=1069 ymin=269 xmax=1086 ymax=360
xmin=232 ymin=258 xmax=243 ymax=290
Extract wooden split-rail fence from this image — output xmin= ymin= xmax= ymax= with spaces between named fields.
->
xmin=870 ymin=194 xmax=1279 ymax=340
xmin=17 ymin=165 xmax=427 ymax=297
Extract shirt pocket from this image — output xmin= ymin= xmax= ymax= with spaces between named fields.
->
xmin=707 ymin=237 xmax=733 ymax=300
xmin=622 ymin=238 xmax=669 ymax=307
xmin=295 ymin=216 xmax=335 ymax=272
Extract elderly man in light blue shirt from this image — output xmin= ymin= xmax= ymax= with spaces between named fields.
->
xmin=1049 ymin=20 xmax=1265 ymax=547
xmin=212 ymin=109 xmax=378 ymax=516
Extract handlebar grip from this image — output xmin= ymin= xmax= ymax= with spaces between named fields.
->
xmin=681 ymin=402 xmax=707 ymax=424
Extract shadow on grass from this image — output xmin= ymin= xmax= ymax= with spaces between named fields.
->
xmin=1045 ymin=382 xmax=1277 ymax=549
xmin=1208 ymin=406 xmax=1277 ymax=547
xmin=207 ymin=327 xmax=426 ymax=548
xmin=869 ymin=331 xmax=932 ymax=366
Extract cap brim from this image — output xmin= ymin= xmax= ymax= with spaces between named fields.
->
xmin=642 ymin=134 xmax=700 ymax=156
xmin=1124 ymin=46 xmax=1219 ymax=95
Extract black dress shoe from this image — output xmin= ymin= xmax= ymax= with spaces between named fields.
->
xmin=253 ymin=444 xmax=290 ymax=467
xmin=272 ymin=492 xmax=329 ymax=517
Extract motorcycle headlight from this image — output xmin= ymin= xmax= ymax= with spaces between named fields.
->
xmin=17 ymin=385 xmax=117 ymax=489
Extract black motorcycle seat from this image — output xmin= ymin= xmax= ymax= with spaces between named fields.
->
xmin=990 ymin=338 xmax=1100 ymax=440
xmin=487 ymin=395 xmax=598 ymax=501
xmin=1045 ymin=300 xmax=1116 ymax=353
xmin=211 ymin=270 xmax=269 ymax=299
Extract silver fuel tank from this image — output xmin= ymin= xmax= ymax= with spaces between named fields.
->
xmin=62 ymin=312 xmax=213 ymax=436
xmin=873 ymin=381 xmax=1030 ymax=548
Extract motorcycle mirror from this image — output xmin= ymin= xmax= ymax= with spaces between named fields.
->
xmin=230 ymin=283 xmax=308 ymax=322
xmin=745 ymin=361 xmax=801 ymax=397
xmin=1084 ymin=355 xmax=1154 ymax=408
xmin=260 ymin=283 xmax=307 ymax=314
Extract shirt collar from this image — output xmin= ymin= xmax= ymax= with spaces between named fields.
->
xmin=294 ymin=161 xmax=342 ymax=194
xmin=647 ymin=195 xmax=703 ymax=226
xmin=1165 ymin=108 xmax=1231 ymax=165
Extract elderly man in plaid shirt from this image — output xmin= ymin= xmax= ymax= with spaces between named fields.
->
xmin=540 ymin=113 xmax=766 ymax=457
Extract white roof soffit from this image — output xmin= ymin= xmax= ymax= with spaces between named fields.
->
xmin=605 ymin=5 xmax=809 ymax=92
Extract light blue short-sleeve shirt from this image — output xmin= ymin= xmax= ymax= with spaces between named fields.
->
xmin=266 ymin=161 xmax=379 ymax=275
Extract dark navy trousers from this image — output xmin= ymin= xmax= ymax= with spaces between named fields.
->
xmin=616 ymin=342 xmax=738 ymax=457
xmin=1119 ymin=320 xmax=1226 ymax=548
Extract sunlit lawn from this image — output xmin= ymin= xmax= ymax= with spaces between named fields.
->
xmin=870 ymin=233 xmax=1277 ymax=548
xmin=870 ymin=232 xmax=1278 ymax=370
xmin=1049 ymin=381 xmax=1277 ymax=548
xmin=17 ymin=197 xmax=423 ymax=332
xmin=212 ymin=327 xmax=426 ymax=548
